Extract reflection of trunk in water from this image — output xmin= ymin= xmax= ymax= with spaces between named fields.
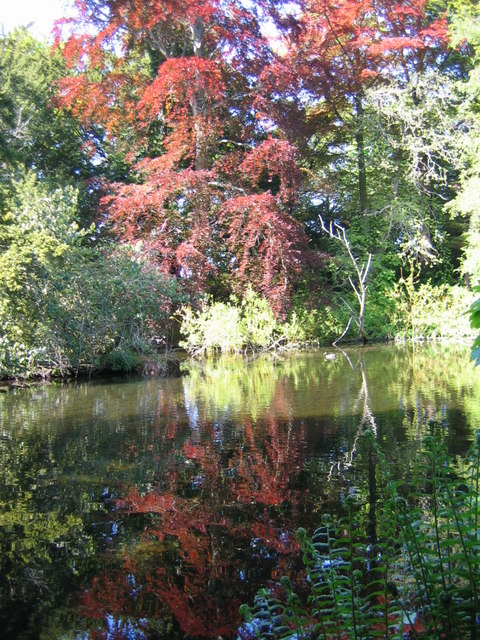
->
xmin=328 ymin=356 xmax=376 ymax=476
xmin=328 ymin=354 xmax=378 ymax=542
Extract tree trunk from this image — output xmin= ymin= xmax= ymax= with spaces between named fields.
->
xmin=354 ymin=94 xmax=368 ymax=214
xmin=191 ymin=17 xmax=208 ymax=171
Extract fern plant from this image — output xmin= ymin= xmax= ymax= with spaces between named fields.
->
xmin=240 ymin=428 xmax=480 ymax=640
xmin=377 ymin=428 xmax=480 ymax=637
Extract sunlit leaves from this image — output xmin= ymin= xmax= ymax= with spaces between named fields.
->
xmin=55 ymin=0 xmax=313 ymax=310
xmin=469 ymin=284 xmax=480 ymax=366
xmin=0 ymin=28 xmax=91 ymax=189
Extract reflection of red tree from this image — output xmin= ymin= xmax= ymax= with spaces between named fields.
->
xmin=79 ymin=490 xmax=245 ymax=637
xmin=78 ymin=413 xmax=309 ymax=638
xmin=81 ymin=557 xmax=241 ymax=637
xmin=233 ymin=416 xmax=306 ymax=507
xmin=146 ymin=573 xmax=240 ymax=637
xmin=248 ymin=517 xmax=298 ymax=556
xmin=81 ymin=568 xmax=139 ymax=619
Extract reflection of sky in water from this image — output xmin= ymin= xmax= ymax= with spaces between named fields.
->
xmin=105 ymin=614 xmax=147 ymax=639
xmin=183 ymin=383 xmax=199 ymax=429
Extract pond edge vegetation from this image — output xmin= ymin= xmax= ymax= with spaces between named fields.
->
xmin=1 ymin=279 xmax=478 ymax=382
xmin=240 ymin=427 xmax=480 ymax=640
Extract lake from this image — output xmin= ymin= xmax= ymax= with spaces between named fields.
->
xmin=1 ymin=343 xmax=479 ymax=639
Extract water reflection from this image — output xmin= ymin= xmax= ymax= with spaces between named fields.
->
xmin=0 ymin=344 xmax=478 ymax=638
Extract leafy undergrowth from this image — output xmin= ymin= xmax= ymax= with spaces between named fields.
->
xmin=471 ymin=284 xmax=480 ymax=366
xmin=240 ymin=429 xmax=480 ymax=639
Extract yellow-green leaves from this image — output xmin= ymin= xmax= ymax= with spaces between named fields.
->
xmin=470 ymin=284 xmax=480 ymax=366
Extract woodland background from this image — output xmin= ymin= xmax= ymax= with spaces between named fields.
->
xmin=1 ymin=0 xmax=480 ymax=377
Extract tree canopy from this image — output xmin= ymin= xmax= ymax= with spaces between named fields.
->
xmin=53 ymin=0 xmax=316 ymax=313
xmin=0 ymin=0 xmax=479 ymax=376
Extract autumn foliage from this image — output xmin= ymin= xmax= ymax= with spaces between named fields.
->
xmin=260 ymin=0 xmax=448 ymax=124
xmin=54 ymin=0 xmax=449 ymax=312
xmin=54 ymin=0 xmax=317 ymax=313
xmin=259 ymin=0 xmax=449 ymax=213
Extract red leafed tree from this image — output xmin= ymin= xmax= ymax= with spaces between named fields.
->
xmin=260 ymin=0 xmax=449 ymax=214
xmin=55 ymin=0 xmax=314 ymax=313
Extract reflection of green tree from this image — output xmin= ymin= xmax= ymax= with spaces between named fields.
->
xmin=182 ymin=345 xmax=480 ymax=438
xmin=0 ymin=381 xmax=187 ymax=638
xmin=0 ymin=427 xmax=97 ymax=639
xmin=183 ymin=355 xmax=284 ymax=422
xmin=378 ymin=343 xmax=480 ymax=439
xmin=302 ymin=344 xmax=480 ymax=529
xmin=182 ymin=352 xmax=363 ymax=423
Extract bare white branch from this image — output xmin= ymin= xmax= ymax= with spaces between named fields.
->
xmin=319 ymin=214 xmax=372 ymax=343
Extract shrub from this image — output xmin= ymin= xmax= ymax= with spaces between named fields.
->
xmin=388 ymin=275 xmax=476 ymax=341
xmin=0 ymin=175 xmax=184 ymax=377
xmin=288 ymin=298 xmax=346 ymax=345
xmin=470 ymin=283 xmax=480 ymax=365
xmin=179 ymin=288 xmax=308 ymax=355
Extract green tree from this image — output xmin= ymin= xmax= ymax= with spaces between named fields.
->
xmin=0 ymin=173 xmax=184 ymax=377
xmin=447 ymin=1 xmax=480 ymax=285
xmin=0 ymin=29 xmax=185 ymax=378
xmin=470 ymin=284 xmax=480 ymax=366
xmin=0 ymin=29 xmax=92 ymax=214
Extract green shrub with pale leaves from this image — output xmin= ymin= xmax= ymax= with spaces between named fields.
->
xmin=388 ymin=277 xmax=475 ymax=341
xmin=180 ymin=288 xmax=308 ymax=355
xmin=470 ymin=283 xmax=480 ymax=365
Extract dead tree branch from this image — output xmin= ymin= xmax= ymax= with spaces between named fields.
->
xmin=319 ymin=215 xmax=372 ymax=343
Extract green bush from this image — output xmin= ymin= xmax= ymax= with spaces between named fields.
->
xmin=288 ymin=298 xmax=346 ymax=344
xmin=470 ymin=283 xmax=480 ymax=365
xmin=0 ymin=174 xmax=184 ymax=377
xmin=388 ymin=275 xmax=476 ymax=341
xmin=179 ymin=288 xmax=309 ymax=355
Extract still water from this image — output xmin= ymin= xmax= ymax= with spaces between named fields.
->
xmin=0 ymin=343 xmax=479 ymax=639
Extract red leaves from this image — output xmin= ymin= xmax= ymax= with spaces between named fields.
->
xmin=102 ymin=166 xmax=217 ymax=289
xmin=118 ymin=489 xmax=176 ymax=514
xmin=222 ymin=193 xmax=307 ymax=315
xmin=74 ymin=409 xmax=310 ymax=639
xmin=137 ymin=57 xmax=225 ymax=131
xmin=56 ymin=0 xmax=451 ymax=318
xmin=98 ymin=133 xmax=311 ymax=311
xmin=55 ymin=0 xmax=313 ymax=311
xmin=268 ymin=0 xmax=449 ymax=110
xmin=55 ymin=0 xmax=325 ymax=311
xmin=420 ymin=16 xmax=450 ymax=46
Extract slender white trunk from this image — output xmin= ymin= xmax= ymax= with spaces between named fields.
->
xmin=319 ymin=215 xmax=372 ymax=342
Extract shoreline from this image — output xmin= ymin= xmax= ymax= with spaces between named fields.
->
xmin=1 ymin=335 xmax=475 ymax=389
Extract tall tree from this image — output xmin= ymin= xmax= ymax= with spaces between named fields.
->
xmin=447 ymin=0 xmax=480 ymax=284
xmin=0 ymin=29 xmax=92 ymax=213
xmin=261 ymin=0 xmax=449 ymax=223
xmin=55 ymin=0 xmax=315 ymax=313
